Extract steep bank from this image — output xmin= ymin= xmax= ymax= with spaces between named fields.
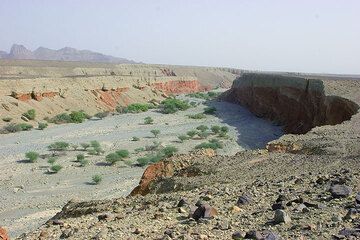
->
xmin=0 ymin=60 xmax=238 ymax=128
xmin=221 ymin=73 xmax=359 ymax=134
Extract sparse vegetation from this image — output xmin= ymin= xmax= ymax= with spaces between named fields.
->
xmin=48 ymin=110 xmax=90 ymax=124
xmin=134 ymin=147 xmax=145 ymax=153
xmin=198 ymin=131 xmax=210 ymax=139
xmin=47 ymin=157 xmax=57 ymax=165
xmin=144 ymin=116 xmax=154 ymax=124
xmin=25 ymin=151 xmax=39 ymax=163
xmin=80 ymin=143 xmax=91 ymax=150
xmin=48 ymin=141 xmax=70 ymax=151
xmin=105 ymin=153 xmax=122 ymax=165
xmin=203 ymin=106 xmax=216 ymax=115
xmin=4 ymin=123 xmax=33 ymax=132
xmin=178 ymin=135 xmax=189 ymax=142
xmin=50 ymin=164 xmax=63 ymax=173
xmin=92 ymin=175 xmax=102 ymax=184
xmin=23 ymin=109 xmax=36 ymax=120
xmin=161 ymin=146 xmax=178 ymax=157
xmin=150 ymin=129 xmax=160 ymax=138
xmin=137 ymin=156 xmax=150 ymax=167
xmin=196 ymin=125 xmax=209 ymax=132
xmin=123 ymin=103 xmax=152 ymax=113
xmin=186 ymin=91 xmax=220 ymax=100
xmin=76 ymin=154 xmax=85 ymax=162
xmin=94 ymin=111 xmax=109 ymax=119
xmin=145 ymin=141 xmax=161 ymax=151
xmin=211 ymin=125 xmax=221 ymax=134
xmin=79 ymin=159 xmax=89 ymax=167
xmin=131 ymin=136 xmax=140 ymax=141
xmin=187 ymin=113 xmax=206 ymax=119
xmin=187 ymin=130 xmax=197 ymax=138
xmin=160 ymin=98 xmax=190 ymax=114
xmin=195 ymin=139 xmax=223 ymax=150
xmin=221 ymin=126 xmax=229 ymax=133
xmin=116 ymin=149 xmax=130 ymax=158
xmin=38 ymin=122 xmax=48 ymax=130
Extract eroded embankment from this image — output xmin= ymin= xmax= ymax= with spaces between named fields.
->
xmin=222 ymin=73 xmax=359 ymax=134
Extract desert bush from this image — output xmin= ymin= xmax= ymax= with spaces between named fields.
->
xmin=150 ymin=129 xmax=160 ymax=138
xmin=198 ymin=131 xmax=210 ymax=139
xmin=211 ymin=125 xmax=221 ymax=134
xmin=50 ymin=164 xmax=63 ymax=173
xmin=94 ymin=111 xmax=109 ymax=119
xmin=92 ymin=175 xmax=102 ymax=184
xmin=195 ymin=139 xmax=223 ymax=150
xmin=25 ymin=151 xmax=39 ymax=163
xmin=134 ymin=147 xmax=145 ymax=153
xmin=161 ymin=146 xmax=178 ymax=158
xmin=160 ymin=98 xmax=190 ymax=114
xmin=2 ymin=117 xmax=12 ymax=122
xmin=144 ymin=116 xmax=154 ymax=124
xmin=23 ymin=109 xmax=36 ymax=120
xmin=105 ymin=153 xmax=121 ymax=165
xmin=116 ymin=149 xmax=130 ymax=158
xmin=124 ymin=103 xmax=151 ymax=113
xmin=137 ymin=157 xmax=149 ymax=167
xmin=187 ymin=130 xmax=197 ymax=138
xmin=80 ymin=143 xmax=91 ymax=150
xmin=203 ymin=106 xmax=216 ymax=115
xmin=90 ymin=140 xmax=100 ymax=148
xmin=71 ymin=144 xmax=79 ymax=150
xmin=187 ymin=113 xmax=206 ymax=119
xmin=49 ymin=113 xmax=72 ymax=124
xmin=221 ymin=126 xmax=229 ymax=133
xmin=18 ymin=123 xmax=33 ymax=131
xmin=4 ymin=123 xmax=33 ymax=133
xmin=69 ymin=111 xmax=89 ymax=123
xmin=178 ymin=135 xmax=189 ymax=142
xmin=48 ymin=141 xmax=70 ymax=151
xmin=218 ymin=132 xmax=228 ymax=138
xmin=189 ymin=101 xmax=197 ymax=107
xmin=145 ymin=141 xmax=161 ymax=151
xmin=38 ymin=122 xmax=48 ymax=130
xmin=186 ymin=91 xmax=220 ymax=100
xmin=131 ymin=136 xmax=140 ymax=141
xmin=76 ymin=154 xmax=85 ymax=162
xmin=196 ymin=125 xmax=208 ymax=132
xmin=79 ymin=159 xmax=89 ymax=167
xmin=47 ymin=157 xmax=57 ymax=165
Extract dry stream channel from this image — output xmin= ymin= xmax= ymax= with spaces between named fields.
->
xmin=0 ymin=94 xmax=283 ymax=238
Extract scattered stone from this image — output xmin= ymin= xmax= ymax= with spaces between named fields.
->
xmin=178 ymin=207 xmax=187 ymax=213
xmin=231 ymin=206 xmax=242 ymax=213
xmin=330 ymin=184 xmax=352 ymax=198
xmin=337 ymin=228 xmax=360 ymax=238
xmin=355 ymin=192 xmax=360 ymax=204
xmin=21 ymin=115 xmax=29 ymax=122
xmin=245 ymin=230 xmax=279 ymax=240
xmin=51 ymin=219 xmax=64 ymax=226
xmin=177 ymin=198 xmax=188 ymax=207
xmin=276 ymin=194 xmax=287 ymax=203
xmin=237 ymin=194 xmax=251 ymax=206
xmin=192 ymin=204 xmax=217 ymax=220
xmin=271 ymin=202 xmax=285 ymax=210
xmin=331 ymin=214 xmax=343 ymax=222
xmin=98 ymin=213 xmax=113 ymax=221
xmin=215 ymin=220 xmax=230 ymax=230
xmin=343 ymin=208 xmax=357 ymax=220
xmin=232 ymin=231 xmax=246 ymax=240
xmin=273 ymin=210 xmax=291 ymax=224
xmin=133 ymin=228 xmax=141 ymax=235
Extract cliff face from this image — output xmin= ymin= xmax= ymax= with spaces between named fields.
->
xmin=222 ymin=74 xmax=359 ymax=134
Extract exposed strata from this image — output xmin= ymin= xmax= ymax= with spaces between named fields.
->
xmin=221 ymin=73 xmax=359 ymax=134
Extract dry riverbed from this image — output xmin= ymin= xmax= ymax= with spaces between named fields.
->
xmin=0 ymin=95 xmax=283 ymax=238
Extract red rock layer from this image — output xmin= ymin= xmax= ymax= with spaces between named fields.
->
xmin=92 ymin=87 xmax=129 ymax=110
xmin=0 ymin=227 xmax=9 ymax=240
xmin=11 ymin=91 xmax=58 ymax=101
xmin=223 ymin=74 xmax=359 ymax=134
xmin=151 ymin=80 xmax=204 ymax=94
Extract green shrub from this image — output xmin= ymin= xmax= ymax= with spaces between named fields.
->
xmin=218 ymin=132 xmax=228 ymax=138
xmin=124 ymin=103 xmax=150 ymax=113
xmin=90 ymin=146 xmax=104 ymax=155
xmin=195 ymin=139 xmax=223 ymax=150
xmin=76 ymin=154 xmax=85 ymax=162
xmin=161 ymin=146 xmax=178 ymax=158
xmin=50 ymin=164 xmax=63 ymax=173
xmin=90 ymin=140 xmax=100 ymax=148
xmin=137 ymin=156 xmax=150 ymax=166
xmin=160 ymin=98 xmax=190 ymax=114
xmin=94 ymin=111 xmax=109 ymax=119
xmin=132 ymin=136 xmax=140 ymax=141
xmin=187 ymin=130 xmax=197 ymax=138
xmin=187 ymin=113 xmax=206 ymax=119
xmin=150 ymin=129 xmax=160 ymax=138
xmin=4 ymin=123 xmax=33 ymax=132
xmin=69 ymin=111 xmax=88 ymax=123
xmin=80 ymin=143 xmax=91 ymax=150
xmin=18 ymin=123 xmax=33 ymax=131
xmin=196 ymin=125 xmax=208 ymax=132
xmin=145 ymin=141 xmax=161 ymax=151
xmin=79 ymin=159 xmax=89 ymax=167
xmin=48 ymin=141 xmax=70 ymax=151
xmin=105 ymin=153 xmax=121 ymax=165
xmin=116 ymin=149 xmax=130 ymax=158
xmin=144 ymin=116 xmax=154 ymax=124
xmin=25 ymin=151 xmax=39 ymax=163
xmin=49 ymin=113 xmax=72 ymax=124
xmin=47 ymin=157 xmax=57 ymax=165
xmin=72 ymin=144 xmax=79 ymax=150
xmin=178 ymin=135 xmax=189 ymax=142
xmin=92 ymin=175 xmax=102 ymax=184
xmin=186 ymin=92 xmax=220 ymax=100
xmin=203 ymin=107 xmax=216 ymax=115
xmin=221 ymin=126 xmax=229 ymax=133
xmin=134 ymin=147 xmax=145 ymax=153
xmin=38 ymin=122 xmax=48 ymax=130
xmin=2 ymin=117 xmax=12 ymax=122
xmin=211 ymin=125 xmax=221 ymax=134
xmin=198 ymin=131 xmax=210 ymax=139
xmin=23 ymin=109 xmax=36 ymax=120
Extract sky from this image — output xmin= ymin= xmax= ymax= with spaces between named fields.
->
xmin=0 ymin=0 xmax=359 ymax=74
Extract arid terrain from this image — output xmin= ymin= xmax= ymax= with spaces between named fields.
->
xmin=1 ymin=60 xmax=360 ymax=240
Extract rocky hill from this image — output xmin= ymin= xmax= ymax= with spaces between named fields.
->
xmin=0 ymin=44 xmax=136 ymax=63
xmin=11 ymin=73 xmax=360 ymax=239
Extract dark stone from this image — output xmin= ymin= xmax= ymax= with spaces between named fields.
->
xmin=52 ymin=219 xmax=64 ymax=226
xmin=356 ymin=192 xmax=360 ymax=204
xmin=271 ymin=202 xmax=285 ymax=211
xmin=303 ymin=201 xmax=318 ymax=208
xmin=330 ymin=185 xmax=352 ymax=198
xmin=192 ymin=204 xmax=217 ymax=220
xmin=338 ymin=228 xmax=360 ymax=237
xmin=177 ymin=198 xmax=188 ymax=207
xmin=237 ymin=194 xmax=251 ymax=206
xmin=232 ymin=231 xmax=246 ymax=239
xmin=245 ymin=230 xmax=263 ymax=239
xmin=344 ymin=208 xmax=358 ymax=220
xmin=276 ymin=194 xmax=286 ymax=203
xmin=245 ymin=230 xmax=279 ymax=240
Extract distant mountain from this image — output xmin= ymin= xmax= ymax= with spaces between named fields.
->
xmin=0 ymin=44 xmax=137 ymax=64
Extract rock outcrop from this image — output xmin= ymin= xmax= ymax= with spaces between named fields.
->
xmin=222 ymin=73 xmax=359 ymax=134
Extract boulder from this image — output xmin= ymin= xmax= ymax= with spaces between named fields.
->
xmin=192 ymin=204 xmax=217 ymax=220
xmin=330 ymin=184 xmax=352 ymax=198
xmin=237 ymin=194 xmax=251 ymax=206
xmin=273 ymin=210 xmax=291 ymax=224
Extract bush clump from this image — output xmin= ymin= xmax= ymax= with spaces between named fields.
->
xmin=49 ymin=110 xmax=90 ymax=124
xmin=105 ymin=153 xmax=122 ymax=165
xmin=203 ymin=106 xmax=216 ymax=115
xmin=94 ymin=111 xmax=109 ymax=119
xmin=50 ymin=164 xmax=63 ymax=173
xmin=211 ymin=125 xmax=221 ymax=134
xmin=150 ymin=129 xmax=160 ymax=138
xmin=4 ymin=123 xmax=33 ymax=132
xmin=187 ymin=113 xmax=206 ymax=119
xmin=161 ymin=146 xmax=178 ymax=158
xmin=47 ymin=157 xmax=57 ymax=165
xmin=144 ymin=116 xmax=154 ymax=124
xmin=160 ymin=98 xmax=190 ymax=114
xmin=124 ymin=103 xmax=151 ymax=113
xmin=48 ymin=141 xmax=70 ymax=151
xmin=195 ymin=139 xmax=223 ymax=150
xmin=23 ymin=109 xmax=36 ymax=120
xmin=178 ymin=135 xmax=189 ymax=142
xmin=115 ymin=149 xmax=130 ymax=158
xmin=196 ymin=125 xmax=209 ymax=132
xmin=79 ymin=159 xmax=89 ymax=167
xmin=25 ymin=151 xmax=39 ymax=163
xmin=80 ymin=143 xmax=91 ymax=150
xmin=38 ymin=122 xmax=48 ymax=130
xmin=187 ymin=130 xmax=197 ymax=138
xmin=92 ymin=175 xmax=102 ymax=184
xmin=76 ymin=154 xmax=85 ymax=162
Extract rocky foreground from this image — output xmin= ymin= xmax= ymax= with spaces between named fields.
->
xmin=3 ymin=73 xmax=360 ymax=239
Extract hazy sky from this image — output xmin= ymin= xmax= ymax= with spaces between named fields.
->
xmin=0 ymin=0 xmax=359 ymax=74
